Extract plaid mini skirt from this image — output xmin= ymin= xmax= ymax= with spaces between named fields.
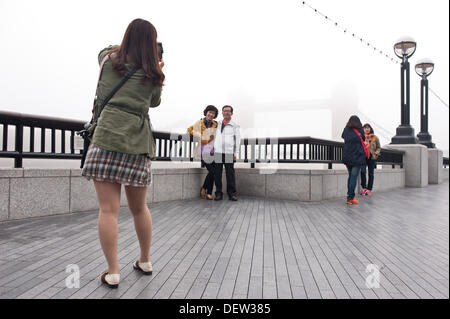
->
xmin=81 ymin=144 xmax=152 ymax=187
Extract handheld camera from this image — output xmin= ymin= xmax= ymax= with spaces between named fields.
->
xmin=157 ymin=42 xmax=163 ymax=61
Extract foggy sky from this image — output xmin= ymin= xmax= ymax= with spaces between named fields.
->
xmin=0 ymin=0 xmax=448 ymax=151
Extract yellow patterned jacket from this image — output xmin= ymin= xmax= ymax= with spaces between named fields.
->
xmin=187 ymin=119 xmax=218 ymax=159
xmin=365 ymin=134 xmax=381 ymax=160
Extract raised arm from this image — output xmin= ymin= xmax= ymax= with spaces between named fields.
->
xmin=98 ymin=45 xmax=119 ymax=65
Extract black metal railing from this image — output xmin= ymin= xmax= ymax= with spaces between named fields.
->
xmin=241 ymin=137 xmax=343 ymax=169
xmin=1 ymin=111 xmax=404 ymax=169
xmin=239 ymin=136 xmax=403 ymax=168
xmin=0 ymin=111 xmax=85 ymax=168
xmin=152 ymin=131 xmax=195 ymax=162
xmin=0 ymin=111 xmax=196 ymax=168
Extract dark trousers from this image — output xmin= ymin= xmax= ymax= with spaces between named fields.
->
xmin=346 ymin=165 xmax=361 ymax=201
xmin=213 ymin=153 xmax=236 ymax=197
xmin=361 ymin=159 xmax=377 ymax=190
xmin=201 ymin=160 xmax=215 ymax=195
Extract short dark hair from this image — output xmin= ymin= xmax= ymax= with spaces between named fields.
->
xmin=203 ymin=105 xmax=218 ymax=119
xmin=222 ymin=105 xmax=234 ymax=113
xmin=346 ymin=115 xmax=363 ymax=129
xmin=363 ymin=123 xmax=374 ymax=134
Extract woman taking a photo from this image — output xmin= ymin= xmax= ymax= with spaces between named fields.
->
xmin=360 ymin=123 xmax=381 ymax=196
xmin=341 ymin=115 xmax=368 ymax=205
xmin=81 ymin=18 xmax=165 ymax=288
xmin=187 ymin=105 xmax=219 ymax=200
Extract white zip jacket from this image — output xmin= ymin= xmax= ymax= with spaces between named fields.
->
xmin=214 ymin=120 xmax=241 ymax=156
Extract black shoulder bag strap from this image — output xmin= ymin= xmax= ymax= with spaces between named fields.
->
xmin=79 ymin=66 xmax=138 ymax=168
xmin=94 ymin=67 xmax=138 ymax=121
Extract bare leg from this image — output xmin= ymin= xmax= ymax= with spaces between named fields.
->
xmin=93 ymin=181 xmax=122 ymax=274
xmin=125 ymin=185 xmax=152 ymax=263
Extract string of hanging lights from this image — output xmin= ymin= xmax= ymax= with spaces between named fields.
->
xmin=300 ymin=1 xmax=399 ymax=64
xmin=300 ymin=1 xmax=449 ymax=110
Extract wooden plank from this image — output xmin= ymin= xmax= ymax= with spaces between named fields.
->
xmin=0 ymin=182 xmax=447 ymax=299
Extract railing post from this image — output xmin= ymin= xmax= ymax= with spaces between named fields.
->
xmin=70 ymin=131 xmax=75 ymax=154
xmin=163 ymin=139 xmax=168 ymax=158
xmin=61 ymin=129 xmax=66 ymax=153
xmin=328 ymin=146 xmax=334 ymax=169
xmin=51 ymin=128 xmax=56 ymax=154
xmin=243 ymin=139 xmax=248 ymax=165
xmin=41 ymin=127 xmax=45 ymax=152
xmin=277 ymin=144 xmax=281 ymax=162
xmin=251 ymin=142 xmax=256 ymax=168
xmin=189 ymin=135 xmax=193 ymax=162
xmin=15 ymin=124 xmax=23 ymax=168
xmin=2 ymin=124 xmax=7 ymax=151
xmin=30 ymin=127 xmax=35 ymax=153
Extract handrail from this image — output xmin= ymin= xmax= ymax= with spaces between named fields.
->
xmin=1 ymin=110 xmax=404 ymax=169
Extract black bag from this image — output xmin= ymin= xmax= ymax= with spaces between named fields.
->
xmin=78 ymin=66 xmax=137 ymax=168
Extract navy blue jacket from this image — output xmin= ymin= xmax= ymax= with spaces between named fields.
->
xmin=341 ymin=127 xmax=366 ymax=167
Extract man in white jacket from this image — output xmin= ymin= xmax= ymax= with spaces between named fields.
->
xmin=213 ymin=105 xmax=241 ymax=201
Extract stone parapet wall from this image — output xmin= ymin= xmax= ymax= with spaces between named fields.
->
xmin=0 ymin=168 xmax=206 ymax=221
xmin=0 ymin=167 xmax=406 ymax=221
xmin=235 ymin=168 xmax=405 ymax=202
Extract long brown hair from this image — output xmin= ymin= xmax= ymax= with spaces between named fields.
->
xmin=346 ymin=115 xmax=363 ymax=129
xmin=111 ymin=19 xmax=165 ymax=87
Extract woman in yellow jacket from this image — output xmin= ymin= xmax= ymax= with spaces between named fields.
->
xmin=187 ymin=105 xmax=219 ymax=200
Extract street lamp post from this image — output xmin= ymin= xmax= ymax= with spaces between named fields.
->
xmin=391 ymin=37 xmax=418 ymax=145
xmin=415 ymin=59 xmax=435 ymax=148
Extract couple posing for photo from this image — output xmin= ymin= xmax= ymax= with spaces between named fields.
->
xmin=187 ymin=105 xmax=241 ymax=202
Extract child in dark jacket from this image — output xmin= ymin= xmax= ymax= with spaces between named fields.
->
xmin=342 ymin=115 xmax=366 ymax=204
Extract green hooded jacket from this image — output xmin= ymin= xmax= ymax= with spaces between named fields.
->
xmin=89 ymin=45 xmax=162 ymax=159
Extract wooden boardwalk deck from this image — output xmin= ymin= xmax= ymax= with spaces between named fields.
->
xmin=0 ymin=182 xmax=448 ymax=299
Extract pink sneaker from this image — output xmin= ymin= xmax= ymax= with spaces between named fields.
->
xmin=360 ymin=189 xmax=368 ymax=196
xmin=365 ymin=190 xmax=372 ymax=196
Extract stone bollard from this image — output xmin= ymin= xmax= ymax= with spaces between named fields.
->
xmin=428 ymin=149 xmax=443 ymax=184
xmin=384 ymin=144 xmax=428 ymax=188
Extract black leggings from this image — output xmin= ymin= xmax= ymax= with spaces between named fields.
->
xmin=202 ymin=160 xmax=215 ymax=195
